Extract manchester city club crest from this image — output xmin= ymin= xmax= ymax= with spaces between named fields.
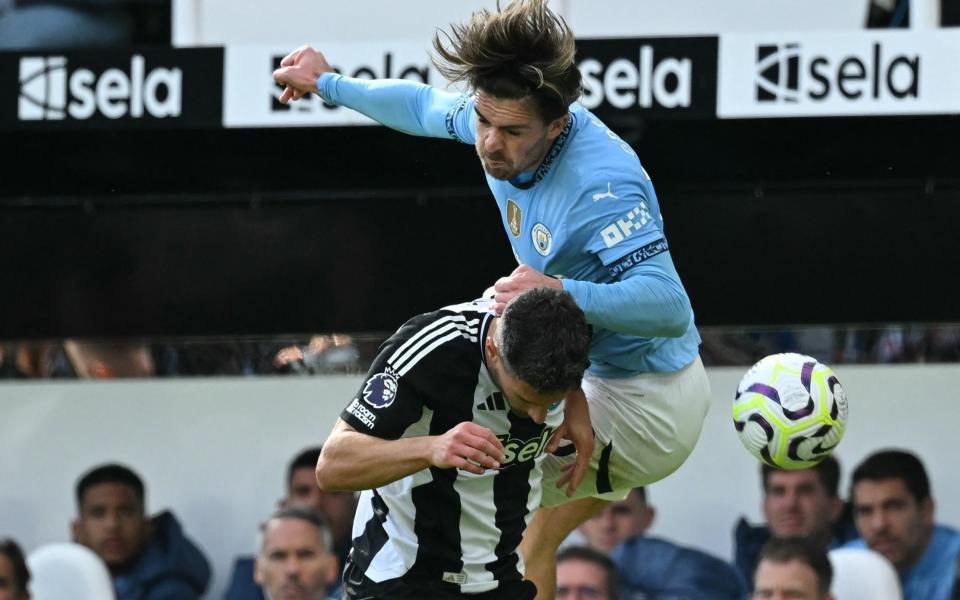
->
xmin=507 ymin=199 xmax=522 ymax=238
xmin=531 ymin=223 xmax=553 ymax=256
xmin=361 ymin=371 xmax=399 ymax=408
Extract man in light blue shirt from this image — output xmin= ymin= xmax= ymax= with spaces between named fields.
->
xmin=273 ymin=1 xmax=711 ymax=597
xmin=844 ymin=449 xmax=960 ymax=600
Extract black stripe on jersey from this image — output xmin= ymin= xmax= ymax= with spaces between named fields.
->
xmin=484 ymin=411 xmax=539 ymax=585
xmin=407 ymin=352 xmax=479 ymax=584
xmin=348 ymin=490 xmax=391 ymax=578
xmin=597 ymin=441 xmax=614 ymax=494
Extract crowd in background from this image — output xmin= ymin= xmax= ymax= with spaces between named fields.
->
xmin=3 ymin=447 xmax=958 ymax=599
xmin=1 ymin=324 xmax=958 ymax=380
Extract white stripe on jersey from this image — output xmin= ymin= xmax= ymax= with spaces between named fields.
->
xmin=388 ymin=316 xmax=479 ymax=373
xmin=393 ymin=330 xmax=464 ymax=377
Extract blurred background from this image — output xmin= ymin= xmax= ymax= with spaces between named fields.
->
xmin=2 ymin=0 xmax=959 ymax=597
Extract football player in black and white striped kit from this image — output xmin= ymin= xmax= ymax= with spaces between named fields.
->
xmin=316 ymin=288 xmax=592 ymax=599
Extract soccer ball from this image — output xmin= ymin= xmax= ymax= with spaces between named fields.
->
xmin=733 ymin=353 xmax=849 ymax=470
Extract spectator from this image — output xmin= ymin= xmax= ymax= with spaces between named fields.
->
xmin=843 ymin=449 xmax=960 ymax=600
xmin=225 ymin=446 xmax=356 ymax=600
xmin=585 ymin=488 xmax=743 ymax=599
xmin=0 ymin=538 xmax=30 ymax=600
xmin=272 ymin=334 xmax=360 ymax=375
xmin=753 ymin=537 xmax=835 ymax=600
xmin=735 ymin=456 xmax=852 ymax=592
xmin=556 ymin=546 xmax=620 ymax=600
xmin=255 ymin=507 xmax=339 ymax=600
xmin=71 ymin=463 xmax=210 ymax=600
xmin=578 ymin=487 xmax=654 ymax=554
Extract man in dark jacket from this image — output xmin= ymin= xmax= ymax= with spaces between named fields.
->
xmin=72 ymin=463 xmax=210 ymax=600
xmin=734 ymin=456 xmax=855 ymax=594
xmin=581 ymin=487 xmax=744 ymax=599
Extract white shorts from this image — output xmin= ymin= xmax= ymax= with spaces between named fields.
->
xmin=540 ymin=355 xmax=711 ymax=506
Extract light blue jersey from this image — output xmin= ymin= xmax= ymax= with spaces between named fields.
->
xmin=318 ymin=73 xmax=701 ymax=377
xmin=845 ymin=525 xmax=960 ymax=600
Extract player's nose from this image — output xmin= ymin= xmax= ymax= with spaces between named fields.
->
xmin=484 ymin=130 xmax=504 ymax=153
xmin=529 ymin=406 xmax=547 ymax=424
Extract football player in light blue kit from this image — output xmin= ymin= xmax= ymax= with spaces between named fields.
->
xmin=273 ymin=1 xmax=711 ymax=597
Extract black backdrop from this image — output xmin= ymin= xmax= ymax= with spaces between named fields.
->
xmin=3 ymin=115 xmax=959 ymax=338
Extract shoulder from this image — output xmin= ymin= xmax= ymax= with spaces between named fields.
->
xmin=378 ymin=300 xmax=488 ymax=377
xmin=560 ymin=113 xmax=650 ymax=202
xmin=566 ymin=105 xmax=646 ymax=176
xmin=930 ymin=524 xmax=960 ymax=555
xmin=224 ymin=557 xmax=261 ymax=600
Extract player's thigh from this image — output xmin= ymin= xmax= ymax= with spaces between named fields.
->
xmin=541 ymin=356 xmax=711 ymax=506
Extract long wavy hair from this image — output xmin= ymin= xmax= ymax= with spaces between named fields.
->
xmin=432 ymin=0 xmax=582 ymax=122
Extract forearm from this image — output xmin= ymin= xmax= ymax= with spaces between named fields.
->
xmin=317 ymin=72 xmax=460 ymax=138
xmin=316 ymin=419 xmax=434 ymax=491
xmin=561 ymin=267 xmax=692 ymax=338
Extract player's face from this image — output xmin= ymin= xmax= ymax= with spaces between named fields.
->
xmin=499 ymin=371 xmax=567 ymax=424
xmin=72 ymin=482 xmax=150 ymax=569
xmin=255 ymin=518 xmax=337 ymax=600
xmin=287 ymin=467 xmax=324 ymax=512
xmin=752 ymin=559 xmax=828 ymax=600
xmin=556 ymin=558 xmax=611 ymax=600
xmin=852 ymin=478 xmax=933 ymax=571
xmin=580 ymin=490 xmax=651 ymax=552
xmin=473 ymin=90 xmax=567 ymax=181
xmin=763 ymin=470 xmax=840 ymax=541
xmin=0 ymin=554 xmax=25 ymax=600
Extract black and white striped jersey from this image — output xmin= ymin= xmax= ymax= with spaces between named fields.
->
xmin=340 ymin=298 xmax=564 ymax=595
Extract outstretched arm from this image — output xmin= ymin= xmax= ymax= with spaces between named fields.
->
xmin=273 ymin=45 xmax=473 ymax=140
xmin=493 ymin=256 xmax=692 ymax=339
xmin=316 ymin=418 xmax=506 ymax=491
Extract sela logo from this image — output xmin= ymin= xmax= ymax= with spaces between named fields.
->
xmin=496 ymin=427 xmax=555 ymax=467
xmin=361 ymin=371 xmax=399 ymax=409
xmin=271 ymin=52 xmax=430 ymax=113
xmin=18 ymin=55 xmax=182 ymax=121
xmin=579 ymin=46 xmax=691 ymax=110
xmin=600 ymin=202 xmax=653 ymax=249
xmin=755 ymin=42 xmax=919 ymax=104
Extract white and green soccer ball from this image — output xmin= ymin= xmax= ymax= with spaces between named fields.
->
xmin=733 ymin=352 xmax=849 ymax=470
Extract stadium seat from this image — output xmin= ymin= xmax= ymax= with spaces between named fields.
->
xmin=26 ymin=543 xmax=116 ymax=600
xmin=828 ymin=547 xmax=902 ymax=600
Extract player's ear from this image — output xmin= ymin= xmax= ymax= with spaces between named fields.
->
xmin=546 ymin=113 xmax=568 ymax=140
xmin=642 ymin=505 xmax=656 ymax=532
xmin=485 ymin=335 xmax=500 ymax=364
xmin=325 ymin=554 xmax=340 ymax=584
xmin=921 ymin=497 xmax=935 ymax=525
xmin=829 ymin=496 xmax=844 ymax=523
xmin=253 ymin=557 xmax=265 ymax=584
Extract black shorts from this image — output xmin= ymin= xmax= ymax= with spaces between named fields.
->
xmin=341 ymin=556 xmax=538 ymax=600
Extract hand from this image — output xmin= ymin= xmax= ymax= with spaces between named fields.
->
xmin=492 ymin=264 xmax=563 ymax=315
xmin=272 ymin=45 xmax=334 ymax=104
xmin=546 ymin=388 xmax=594 ymax=496
xmin=430 ymin=422 xmax=507 ymax=475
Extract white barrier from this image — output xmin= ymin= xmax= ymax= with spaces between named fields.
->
xmin=2 ymin=364 xmax=959 ymax=597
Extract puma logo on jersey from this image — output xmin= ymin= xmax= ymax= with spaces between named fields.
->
xmin=592 ymin=183 xmax=619 ymax=202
